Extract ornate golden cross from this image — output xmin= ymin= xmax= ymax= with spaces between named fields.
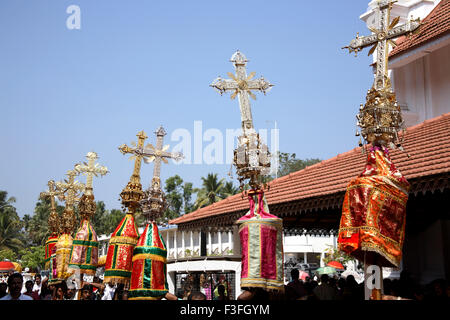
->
xmin=40 ymin=180 xmax=64 ymax=214
xmin=74 ymin=152 xmax=109 ymax=195
xmin=119 ymin=130 xmax=150 ymax=185
xmin=56 ymin=170 xmax=85 ymax=210
xmin=40 ymin=180 xmax=64 ymax=234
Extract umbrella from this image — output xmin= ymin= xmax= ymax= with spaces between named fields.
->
xmin=327 ymin=261 xmax=345 ymax=270
xmin=11 ymin=262 xmax=22 ymax=273
xmin=316 ymin=267 xmax=337 ymax=275
xmin=0 ymin=261 xmax=15 ymax=272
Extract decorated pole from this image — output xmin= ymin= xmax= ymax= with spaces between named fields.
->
xmin=128 ymin=126 xmax=183 ymax=300
xmin=67 ymin=152 xmax=108 ymax=277
xmin=104 ymin=131 xmax=149 ymax=285
xmin=339 ymin=0 xmax=419 ymax=300
xmin=39 ymin=180 xmax=65 ymax=277
xmin=52 ymin=169 xmax=84 ymax=284
xmin=211 ymin=51 xmax=284 ymax=294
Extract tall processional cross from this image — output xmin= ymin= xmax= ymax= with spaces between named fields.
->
xmin=343 ymin=0 xmax=420 ymax=90
xmin=56 ymin=170 xmax=85 ymax=210
xmin=40 ymin=180 xmax=65 ymax=233
xmin=210 ymin=50 xmax=273 ymax=136
xmin=143 ymin=126 xmax=183 ymax=190
xmin=118 ymin=131 xmax=150 ymax=185
xmin=74 ymin=152 xmax=108 ymax=195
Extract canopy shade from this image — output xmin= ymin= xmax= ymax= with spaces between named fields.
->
xmin=0 ymin=261 xmax=15 ymax=272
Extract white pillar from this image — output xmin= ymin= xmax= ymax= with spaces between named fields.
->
xmin=174 ymin=230 xmax=178 ymax=259
xmin=304 ymin=252 xmax=308 ymax=264
xmin=208 ymin=231 xmax=212 ymax=255
xmin=228 ymin=230 xmax=232 ymax=255
xmin=181 ymin=231 xmax=185 ymax=257
xmin=190 ymin=231 xmax=194 ymax=254
xmin=218 ymin=230 xmax=222 ymax=254
xmin=198 ymin=231 xmax=202 ymax=256
xmin=166 ymin=230 xmax=170 ymax=257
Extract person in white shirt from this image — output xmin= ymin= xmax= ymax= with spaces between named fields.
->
xmin=32 ymin=274 xmax=42 ymax=295
xmin=0 ymin=273 xmax=33 ymax=300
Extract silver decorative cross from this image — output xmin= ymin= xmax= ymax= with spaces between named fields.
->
xmin=210 ymin=50 xmax=273 ymax=136
xmin=143 ymin=126 xmax=183 ymax=190
xmin=140 ymin=126 xmax=183 ymax=221
xmin=74 ymin=152 xmax=109 ymax=195
xmin=211 ymin=51 xmax=272 ymax=189
xmin=343 ymin=0 xmax=420 ymax=90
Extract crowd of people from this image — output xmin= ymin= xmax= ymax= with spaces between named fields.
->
xmin=0 ymin=269 xmax=448 ymax=301
xmin=278 ymin=269 xmax=450 ymax=301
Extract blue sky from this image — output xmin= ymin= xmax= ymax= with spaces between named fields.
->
xmin=0 ymin=0 xmax=374 ymax=217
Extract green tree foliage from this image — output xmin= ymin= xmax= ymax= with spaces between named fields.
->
xmin=220 ymin=181 xmax=240 ymax=198
xmin=25 ymin=198 xmax=65 ymax=246
xmin=274 ymin=152 xmax=322 ymax=178
xmin=154 ymin=175 xmax=194 ymax=224
xmin=193 ymin=173 xmax=225 ymax=209
xmin=0 ymin=191 xmax=24 ymax=252
xmin=105 ymin=209 xmax=126 ymax=234
xmin=18 ymin=246 xmax=45 ymax=271
xmin=0 ymin=249 xmax=17 ymax=261
xmin=80 ymin=202 xmax=125 ymax=237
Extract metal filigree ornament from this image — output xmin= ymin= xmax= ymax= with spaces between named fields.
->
xmin=73 ymin=152 xmax=108 ymax=220
xmin=211 ymin=50 xmax=273 ymax=190
xmin=343 ymin=0 xmax=420 ymax=150
xmin=118 ymin=131 xmax=150 ymax=214
xmin=55 ymin=169 xmax=86 ymax=233
xmin=140 ymin=126 xmax=184 ymax=222
xmin=40 ymin=180 xmax=65 ymax=234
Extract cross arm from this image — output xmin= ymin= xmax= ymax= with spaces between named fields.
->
xmin=210 ymin=77 xmax=238 ymax=94
xmin=246 ymin=78 xmax=274 ymax=93
xmin=161 ymin=150 xmax=184 ymax=162
xmin=343 ymin=33 xmax=379 ymax=54
xmin=387 ymin=19 xmax=420 ymax=40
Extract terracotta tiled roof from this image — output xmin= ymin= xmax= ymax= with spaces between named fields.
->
xmin=170 ymin=113 xmax=450 ymax=225
xmin=390 ymin=0 xmax=450 ymax=57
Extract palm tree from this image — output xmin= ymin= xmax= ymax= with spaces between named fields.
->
xmin=0 ymin=191 xmax=16 ymax=212
xmin=193 ymin=173 xmax=225 ymax=209
xmin=0 ymin=191 xmax=24 ymax=251
xmin=220 ymin=181 xmax=240 ymax=198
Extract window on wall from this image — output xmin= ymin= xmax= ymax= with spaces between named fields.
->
xmin=307 ymin=253 xmax=321 ymax=265
xmin=174 ymin=271 xmax=236 ymax=300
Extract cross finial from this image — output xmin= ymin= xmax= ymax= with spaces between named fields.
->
xmin=118 ymin=130 xmax=151 ymax=214
xmin=56 ymin=169 xmax=85 ymax=210
xmin=119 ymin=130 xmax=151 ymax=185
xmin=140 ymin=125 xmax=184 ymax=221
xmin=211 ymin=52 xmax=272 ymax=190
xmin=74 ymin=152 xmax=108 ymax=195
xmin=40 ymin=180 xmax=65 ymax=234
xmin=343 ymin=1 xmax=420 ymax=149
xmin=210 ymin=51 xmax=273 ymax=135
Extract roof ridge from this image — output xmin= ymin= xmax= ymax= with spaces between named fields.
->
xmin=390 ymin=0 xmax=450 ymax=57
xmin=403 ymin=112 xmax=450 ymax=133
